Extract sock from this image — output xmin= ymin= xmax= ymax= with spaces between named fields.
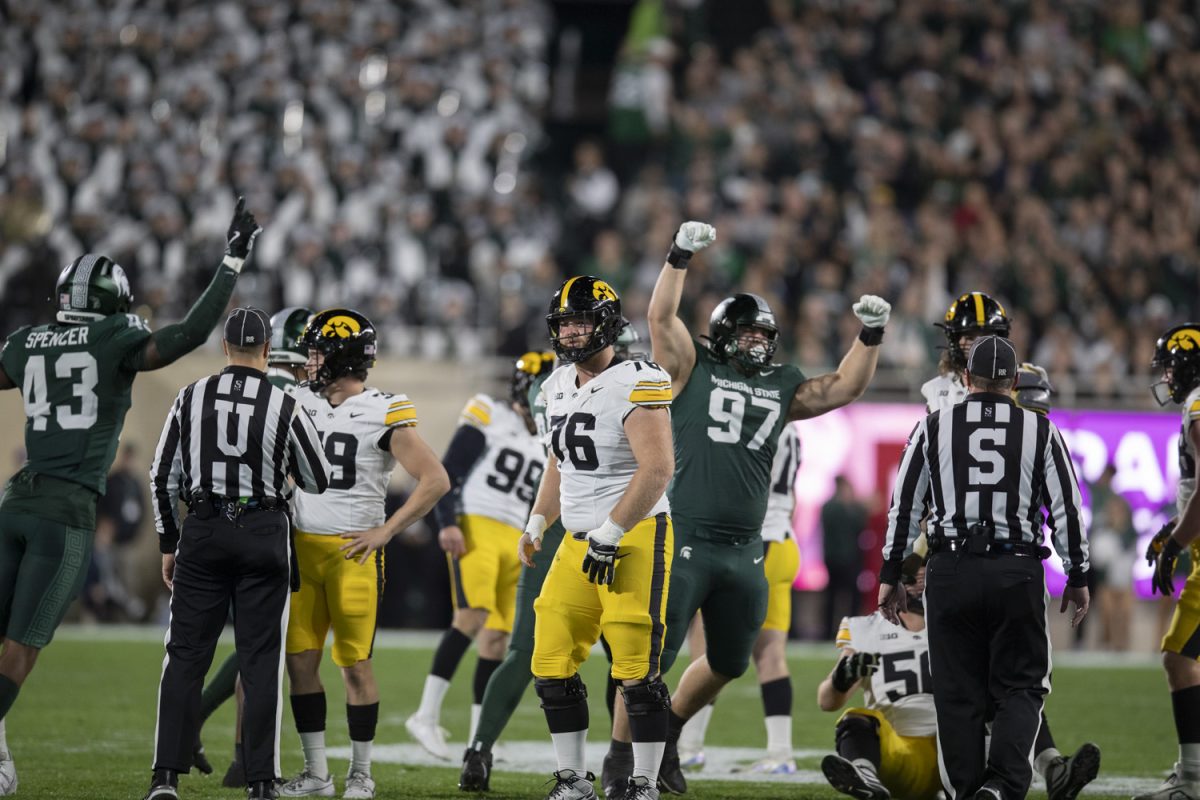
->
xmin=417 ymin=676 xmax=451 ymax=723
xmin=765 ymin=716 xmax=792 ymax=756
xmin=633 ymin=741 xmax=666 ymax=781
xmin=609 ymin=739 xmax=633 ymax=759
xmin=347 ymin=702 xmax=379 ymax=775
xmin=469 ymin=657 xmax=501 ymax=743
xmin=199 ymin=653 xmax=239 ymax=723
xmin=550 ymin=730 xmax=588 ymax=775
xmin=473 ymin=650 xmax=534 ymax=750
xmin=431 ymin=628 xmax=473 ymax=681
xmin=0 ymin=676 xmax=18 ymax=721
xmin=1174 ymin=686 xmax=1200 ymax=780
xmin=837 ymin=716 xmax=881 ymax=769
xmin=291 ymin=692 xmax=328 ymax=778
xmin=667 ymin=710 xmax=686 ymax=746
xmin=761 ymin=677 xmax=792 ymax=755
xmin=679 ymin=703 xmax=713 ymax=752
xmin=469 ymin=704 xmax=482 ymax=747
xmin=1034 ymin=747 xmax=1062 ymax=779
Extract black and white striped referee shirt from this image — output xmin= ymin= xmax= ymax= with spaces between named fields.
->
xmin=150 ymin=365 xmax=331 ymax=550
xmin=880 ymin=391 xmax=1090 ymax=586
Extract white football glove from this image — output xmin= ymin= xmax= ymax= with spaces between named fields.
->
xmin=853 ymin=295 xmax=891 ymax=328
xmin=674 ymin=221 xmax=717 ymax=253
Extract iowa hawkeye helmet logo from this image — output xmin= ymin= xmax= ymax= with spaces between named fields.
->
xmin=321 ymin=314 xmax=362 ymax=338
xmin=592 ymin=280 xmax=617 ymax=302
xmin=1167 ymin=328 xmax=1200 ymax=353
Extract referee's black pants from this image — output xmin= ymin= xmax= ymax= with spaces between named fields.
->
xmin=153 ymin=509 xmax=291 ymax=785
xmin=925 ymin=550 xmax=1050 ymax=800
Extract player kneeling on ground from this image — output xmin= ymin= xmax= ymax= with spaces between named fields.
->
xmin=818 ymin=544 xmax=939 ymax=800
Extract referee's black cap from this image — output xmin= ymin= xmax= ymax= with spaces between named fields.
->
xmin=224 ymin=307 xmax=271 ymax=347
xmin=967 ymin=335 xmax=1018 ymax=381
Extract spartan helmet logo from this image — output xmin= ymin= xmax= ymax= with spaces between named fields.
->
xmin=322 ymin=315 xmax=361 ymax=338
xmin=592 ymin=281 xmax=617 ymax=302
xmin=1168 ymin=329 xmax=1200 ymax=352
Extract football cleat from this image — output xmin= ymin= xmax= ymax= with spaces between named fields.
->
xmin=405 ymin=713 xmax=452 ymax=760
xmin=822 ymin=754 xmax=890 ymax=800
xmin=0 ymin=752 xmax=15 ymax=797
xmin=192 ymin=741 xmax=213 ymax=775
xmin=1132 ymin=767 xmax=1200 ymax=800
xmin=656 ymin=740 xmax=687 ymax=795
xmin=624 ymin=776 xmax=660 ymax=800
xmin=600 ymin=747 xmax=633 ymax=800
xmin=342 ymin=769 xmax=375 ymax=799
xmin=248 ymin=779 xmax=280 ymax=799
xmin=1046 ymin=743 xmax=1101 ymax=800
xmin=743 ymin=755 xmax=797 ymax=775
xmin=223 ymin=759 xmax=247 ymax=788
xmin=972 ymin=786 xmax=1002 ymax=800
xmin=678 ymin=747 xmax=705 ymax=772
xmin=144 ymin=785 xmax=179 ymax=800
xmin=460 ymin=747 xmax=493 ymax=792
xmin=278 ymin=768 xmax=335 ymax=797
xmin=544 ymin=769 xmax=598 ymax=800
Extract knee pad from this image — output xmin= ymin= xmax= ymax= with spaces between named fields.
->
xmin=619 ymin=676 xmax=671 ymax=718
xmin=835 ymin=713 xmax=880 ymax=746
xmin=534 ymin=674 xmax=588 ymax=711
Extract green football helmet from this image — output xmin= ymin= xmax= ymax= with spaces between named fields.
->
xmin=55 ymin=254 xmax=133 ymax=324
xmin=269 ymin=307 xmax=313 ymax=366
xmin=613 ymin=324 xmax=646 ymax=361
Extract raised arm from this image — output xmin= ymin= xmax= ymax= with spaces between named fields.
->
xmin=787 ymin=295 xmax=890 ymax=421
xmin=131 ymin=197 xmax=261 ymax=371
xmin=648 ymin=222 xmax=716 ymax=393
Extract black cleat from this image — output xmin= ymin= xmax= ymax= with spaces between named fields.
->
xmin=1045 ymin=743 xmax=1101 ymax=800
xmin=247 ymin=778 xmax=279 ymax=799
xmin=192 ymin=741 xmax=213 ymax=775
xmin=460 ymin=747 xmax=493 ymax=792
xmin=656 ymin=739 xmax=687 ymax=795
xmin=222 ymin=759 xmax=247 ymax=788
xmin=601 ymin=747 xmax=633 ymax=800
xmin=821 ymin=754 xmax=890 ymax=800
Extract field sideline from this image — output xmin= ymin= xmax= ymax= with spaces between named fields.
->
xmin=4 ymin=626 xmax=1174 ymax=799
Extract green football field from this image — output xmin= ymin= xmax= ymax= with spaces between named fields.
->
xmin=3 ymin=627 xmax=1173 ymax=799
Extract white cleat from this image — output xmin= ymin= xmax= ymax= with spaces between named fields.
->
xmin=743 ymin=755 xmax=797 ymax=775
xmin=342 ymin=769 xmax=375 ymax=799
xmin=545 ymin=769 xmax=597 ymax=800
xmin=1132 ymin=767 xmax=1200 ymax=800
xmin=678 ymin=747 xmax=705 ymax=772
xmin=278 ymin=768 xmax=335 ymax=797
xmin=405 ymin=713 xmax=452 ymax=760
xmin=0 ymin=752 xmax=16 ymax=797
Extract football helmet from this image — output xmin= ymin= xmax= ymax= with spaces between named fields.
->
xmin=511 ymin=350 xmax=555 ymax=409
xmin=268 ymin=307 xmax=312 ymax=366
xmin=1152 ymin=323 xmax=1200 ymax=406
xmin=300 ymin=308 xmax=377 ymax=391
xmin=546 ymin=276 xmax=627 ymax=363
xmin=936 ymin=292 xmax=1010 ymax=373
xmin=707 ymin=293 xmax=779 ymax=371
xmin=613 ymin=324 xmax=646 ymax=361
xmin=55 ymin=254 xmax=133 ymax=324
xmin=1012 ymin=362 xmax=1054 ymax=416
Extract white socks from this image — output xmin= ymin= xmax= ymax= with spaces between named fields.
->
xmin=1034 ymin=747 xmax=1062 ymax=778
xmin=679 ymin=704 xmax=713 ymax=751
xmin=550 ymin=730 xmax=588 ymax=775
xmin=300 ymin=730 xmax=329 ymax=778
xmin=632 ymin=741 xmax=666 ymax=781
xmin=468 ymin=703 xmax=482 ymax=746
xmin=350 ymin=739 xmax=372 ymax=776
xmin=1180 ymin=744 xmax=1200 ymax=781
xmin=765 ymin=715 xmax=792 ymax=757
xmin=417 ymin=675 xmax=450 ymax=723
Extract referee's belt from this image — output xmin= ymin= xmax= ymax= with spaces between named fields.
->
xmin=189 ymin=492 xmax=285 ymax=520
xmin=928 ymin=537 xmax=1050 ymax=559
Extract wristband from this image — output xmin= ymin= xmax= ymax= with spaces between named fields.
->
xmin=222 ymin=255 xmax=245 ymax=274
xmin=666 ymin=242 xmax=693 ymax=269
xmin=858 ymin=326 xmax=884 ymax=346
xmin=525 ymin=513 xmax=548 ymax=544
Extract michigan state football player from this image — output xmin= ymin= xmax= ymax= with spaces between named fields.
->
xmin=0 ymin=197 xmax=260 ymax=795
xmin=603 ymin=221 xmax=888 ymax=796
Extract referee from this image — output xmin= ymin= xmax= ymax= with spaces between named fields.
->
xmin=876 ymin=335 xmax=1090 ymax=800
xmin=145 ymin=307 xmax=331 ymax=800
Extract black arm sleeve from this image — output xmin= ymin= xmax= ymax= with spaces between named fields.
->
xmin=432 ymin=425 xmax=488 ymax=530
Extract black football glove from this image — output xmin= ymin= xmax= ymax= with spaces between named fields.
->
xmin=1146 ymin=519 xmax=1177 ymax=566
xmin=1153 ymin=537 xmax=1184 ymax=597
xmin=225 ymin=195 xmax=262 ymax=262
xmin=832 ymin=651 xmax=880 ymax=693
xmin=580 ymin=539 xmax=618 ymax=586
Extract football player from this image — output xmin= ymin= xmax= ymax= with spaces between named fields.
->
xmin=604 ymin=222 xmax=889 ymax=796
xmin=194 ymin=305 xmax=313 ymax=788
xmin=672 ymin=425 xmax=803 ymax=776
xmin=278 ymin=309 xmax=450 ymax=800
xmin=1141 ymin=324 xmax=1200 ymax=800
xmin=407 ymin=352 xmax=550 ymax=759
xmin=0 ymin=198 xmax=260 ymax=795
xmin=818 ymin=544 xmax=939 ymax=800
xmin=923 ymin=297 xmax=1100 ymax=800
xmin=519 ymin=276 xmax=675 ymax=800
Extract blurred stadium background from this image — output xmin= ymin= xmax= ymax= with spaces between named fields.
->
xmin=0 ymin=1 xmax=1197 ymax=794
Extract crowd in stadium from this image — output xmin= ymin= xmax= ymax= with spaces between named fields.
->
xmin=1 ymin=0 xmax=1198 ymax=405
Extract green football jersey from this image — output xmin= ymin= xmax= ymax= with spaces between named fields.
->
xmin=669 ymin=340 xmax=805 ymax=538
xmin=0 ymin=313 xmax=152 ymax=495
xmin=267 ymin=366 xmax=299 ymax=393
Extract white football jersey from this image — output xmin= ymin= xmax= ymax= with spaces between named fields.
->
xmin=290 ymin=385 xmax=417 ymax=535
xmin=543 ymin=360 xmax=673 ymax=533
xmin=836 ymin=611 xmax=936 ymax=738
xmin=1178 ymin=385 xmax=1200 ymax=510
xmin=457 ymin=393 xmax=545 ymax=530
xmin=920 ymin=373 xmax=966 ymax=414
xmin=761 ymin=425 xmax=801 ymax=542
